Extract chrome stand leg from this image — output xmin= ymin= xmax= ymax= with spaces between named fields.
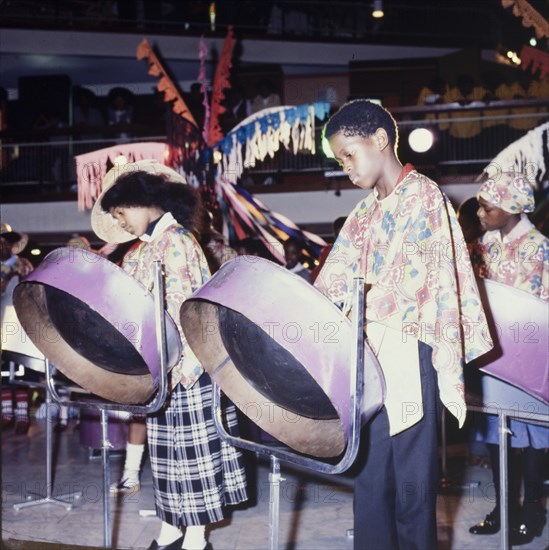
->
xmin=499 ymin=412 xmax=511 ymax=550
xmin=13 ymin=381 xmax=81 ymax=510
xmin=100 ymin=409 xmax=113 ymax=548
xmin=268 ymin=455 xmax=284 ymax=550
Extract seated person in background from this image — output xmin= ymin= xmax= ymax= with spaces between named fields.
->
xmin=73 ymin=87 xmax=105 ymax=140
xmin=311 ymin=216 xmax=346 ymax=282
xmin=251 ymin=79 xmax=281 ymax=114
xmin=107 ymin=87 xmax=134 ymax=144
xmin=220 ymin=85 xmax=251 ymax=134
xmin=283 ymin=237 xmax=311 ymax=282
xmin=457 ymin=196 xmax=483 ymax=246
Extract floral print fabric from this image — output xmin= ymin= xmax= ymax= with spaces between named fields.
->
xmin=477 ymin=174 xmax=535 ymax=214
xmin=471 ymin=217 xmax=548 ymax=302
xmin=314 ymin=170 xmax=493 ymax=426
xmin=123 ymin=217 xmax=211 ymax=389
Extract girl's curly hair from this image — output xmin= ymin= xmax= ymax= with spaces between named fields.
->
xmin=101 ymin=170 xmax=204 ymax=235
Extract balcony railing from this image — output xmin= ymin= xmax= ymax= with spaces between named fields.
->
xmin=1 ymin=99 xmax=547 ymax=198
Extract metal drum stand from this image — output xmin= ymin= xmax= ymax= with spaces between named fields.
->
xmin=4 ymin=354 xmax=83 ymax=511
xmin=44 ymin=261 xmax=170 ymax=548
xmin=210 ymin=277 xmax=366 ymax=550
xmin=467 ymin=375 xmax=549 ymax=550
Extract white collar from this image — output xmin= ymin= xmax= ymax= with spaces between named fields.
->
xmin=484 ymin=214 xmax=534 ymax=243
xmin=139 ymin=212 xmax=177 ymax=242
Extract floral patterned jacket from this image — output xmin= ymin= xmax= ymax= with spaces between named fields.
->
xmin=123 ymin=213 xmax=211 ymax=389
xmin=471 ymin=216 xmax=548 ymax=302
xmin=314 ymin=169 xmax=493 ymax=426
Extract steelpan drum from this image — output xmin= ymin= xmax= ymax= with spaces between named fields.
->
xmin=2 ymin=276 xmax=46 ymax=372
xmin=13 ymin=247 xmax=182 ymax=404
xmin=180 ymin=257 xmax=385 ymax=458
xmin=473 ymin=278 xmax=548 ymax=405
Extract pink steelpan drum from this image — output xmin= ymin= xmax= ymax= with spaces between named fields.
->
xmin=473 ymin=278 xmax=548 ymax=405
xmin=13 ymin=247 xmax=182 ymax=404
xmin=180 ymin=257 xmax=385 ymax=458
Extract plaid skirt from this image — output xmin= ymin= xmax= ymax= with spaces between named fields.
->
xmin=147 ymin=372 xmax=248 ymax=527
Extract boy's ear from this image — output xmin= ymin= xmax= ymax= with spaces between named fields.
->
xmin=374 ymin=128 xmax=389 ymax=151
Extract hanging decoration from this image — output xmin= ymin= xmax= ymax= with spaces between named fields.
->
xmin=76 ymin=28 xmax=330 ymax=264
xmin=136 ymin=38 xmax=198 ymax=127
xmin=207 ymin=25 xmax=235 ymax=146
xmin=520 ymin=45 xmax=549 ymax=78
xmin=501 ymin=0 xmax=549 ymax=39
xmin=481 ymin=121 xmax=549 ymax=188
xmin=75 ymin=142 xmax=168 ymax=211
xmin=198 ymin=36 xmax=212 ymax=145
xmin=212 ymin=102 xmax=331 ymax=184
xmin=216 ymin=176 xmax=327 ymax=263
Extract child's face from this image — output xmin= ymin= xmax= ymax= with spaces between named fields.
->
xmin=329 ymin=131 xmax=382 ymax=191
xmin=476 ymin=197 xmax=514 ymax=232
xmin=109 ymin=206 xmax=159 ymax=237
xmin=284 ymin=243 xmax=300 ymax=269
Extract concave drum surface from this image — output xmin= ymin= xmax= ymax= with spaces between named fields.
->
xmin=181 ymin=257 xmax=385 ymax=458
xmin=13 ymin=247 xmax=181 ymax=404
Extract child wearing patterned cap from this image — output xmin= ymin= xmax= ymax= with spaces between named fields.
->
xmin=469 ymin=171 xmax=548 ymax=544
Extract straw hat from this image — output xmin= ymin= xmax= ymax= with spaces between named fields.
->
xmin=1 ymin=223 xmax=29 ymax=255
xmin=91 ymin=158 xmax=187 ymax=244
xmin=67 ymin=234 xmax=91 ymax=250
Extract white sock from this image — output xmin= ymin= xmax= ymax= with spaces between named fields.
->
xmin=2 ymin=401 xmax=13 ymax=417
xmin=15 ymin=401 xmax=28 ymax=421
xmin=122 ymin=442 xmax=144 ymax=481
xmin=59 ymin=404 xmax=69 ymax=424
xmin=156 ymin=521 xmax=182 ymax=545
xmin=183 ymin=525 xmax=206 ymax=550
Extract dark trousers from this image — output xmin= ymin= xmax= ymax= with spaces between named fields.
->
xmin=488 ymin=443 xmax=547 ymax=523
xmin=353 ymin=342 xmax=442 ymax=550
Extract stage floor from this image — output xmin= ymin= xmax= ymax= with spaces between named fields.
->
xmin=2 ymin=417 xmax=548 ymax=550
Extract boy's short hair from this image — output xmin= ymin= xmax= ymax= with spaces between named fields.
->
xmin=324 ymin=99 xmax=399 ymax=151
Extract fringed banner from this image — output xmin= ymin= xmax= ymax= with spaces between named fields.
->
xmin=198 ymin=36 xmax=211 ymax=145
xmin=217 ymin=175 xmax=327 ymax=264
xmin=137 ymin=38 xmax=198 ymax=127
xmin=482 ymin=122 xmax=549 ymax=187
xmin=75 ymin=142 xmax=168 ymax=211
xmin=213 ymin=102 xmax=331 ymax=184
xmin=207 ymin=25 xmax=235 ymax=147
xmin=520 ymin=45 xmax=549 ymax=78
xmin=501 ymin=0 xmax=549 ymax=39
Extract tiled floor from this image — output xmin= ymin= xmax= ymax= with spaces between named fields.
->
xmin=2 ymin=416 xmax=548 ymax=550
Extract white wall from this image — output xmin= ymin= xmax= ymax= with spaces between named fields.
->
xmin=1 ymin=183 xmax=480 ymax=239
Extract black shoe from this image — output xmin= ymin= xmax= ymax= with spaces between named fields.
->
xmin=510 ymin=509 xmax=547 ymax=546
xmin=469 ymin=510 xmax=500 ymax=535
xmin=147 ymin=536 xmax=184 ymax=550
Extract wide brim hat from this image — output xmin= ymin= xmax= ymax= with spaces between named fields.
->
xmin=1 ymin=222 xmax=29 ymax=255
xmin=91 ymin=158 xmax=187 ymax=244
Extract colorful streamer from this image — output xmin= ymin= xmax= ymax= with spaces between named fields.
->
xmin=207 ymin=25 xmax=235 ymax=147
xmin=136 ymin=39 xmax=198 ymax=127
xmin=213 ymin=102 xmax=331 ymax=184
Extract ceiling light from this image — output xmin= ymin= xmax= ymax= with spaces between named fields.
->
xmin=408 ymin=128 xmax=434 ymax=153
xmin=530 ymin=37 xmax=537 ymax=47
xmin=372 ymin=0 xmax=384 ymax=18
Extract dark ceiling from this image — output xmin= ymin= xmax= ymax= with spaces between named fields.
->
xmin=0 ymin=0 xmax=547 ymax=52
